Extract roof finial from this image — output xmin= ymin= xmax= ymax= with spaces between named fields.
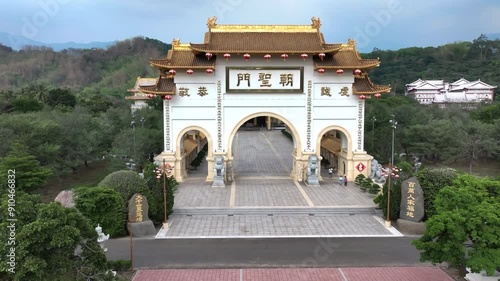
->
xmin=207 ymin=16 xmax=217 ymax=30
xmin=348 ymin=39 xmax=356 ymax=46
xmin=311 ymin=17 xmax=321 ymax=28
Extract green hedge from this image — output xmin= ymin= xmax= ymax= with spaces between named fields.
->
xmin=74 ymin=187 xmax=125 ymax=237
xmin=143 ymin=163 xmax=178 ymax=224
xmin=416 ymin=168 xmax=458 ymax=220
xmin=107 ymin=260 xmax=131 ymax=272
xmin=377 ymin=180 xmax=402 ymax=220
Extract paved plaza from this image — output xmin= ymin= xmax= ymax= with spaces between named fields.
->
xmin=160 ymin=130 xmax=401 ymax=238
xmin=132 ymin=267 xmax=454 ymax=281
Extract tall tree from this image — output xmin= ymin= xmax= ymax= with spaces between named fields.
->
xmin=0 ymin=142 xmax=53 ymax=191
xmin=448 ymin=120 xmax=497 ymax=174
xmin=412 ymin=175 xmax=500 ymax=277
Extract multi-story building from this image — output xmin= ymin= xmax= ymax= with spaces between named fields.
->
xmin=126 ymin=77 xmax=158 ymax=113
xmin=406 ymin=78 xmax=496 ymax=107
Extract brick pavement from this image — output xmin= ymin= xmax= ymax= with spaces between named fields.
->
xmin=166 ymin=130 xmax=397 ymax=239
xmin=157 ymin=214 xmax=398 ymax=238
xmin=132 ymin=267 xmax=454 ymax=281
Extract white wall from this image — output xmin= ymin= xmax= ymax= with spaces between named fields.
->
xmin=165 ymin=56 xmax=363 ymax=155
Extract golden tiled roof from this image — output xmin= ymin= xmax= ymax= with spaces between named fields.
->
xmin=190 ymin=32 xmax=342 ymax=53
xmin=150 ymin=49 xmax=215 ymax=69
xmin=314 ymin=39 xmax=380 ymax=69
xmin=353 ymin=76 xmax=391 ymax=95
xmin=139 ymin=77 xmax=176 ymax=95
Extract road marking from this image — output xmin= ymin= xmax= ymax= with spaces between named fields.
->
xmin=230 ymin=181 xmax=236 ymax=208
xmin=293 ymin=180 xmax=315 ymax=207
xmin=338 ymin=268 xmax=348 ymax=281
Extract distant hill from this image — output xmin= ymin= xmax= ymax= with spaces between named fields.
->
xmin=0 ymin=32 xmax=115 ymax=51
xmin=486 ymin=33 xmax=500 ymax=40
xmin=0 ymin=36 xmax=170 ymax=95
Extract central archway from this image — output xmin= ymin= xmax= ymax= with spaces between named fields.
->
xmin=227 ymin=112 xmax=303 ymax=179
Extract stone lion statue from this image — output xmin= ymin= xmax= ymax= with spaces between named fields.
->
xmin=307 ymin=155 xmax=318 ymax=176
xmin=213 ymin=155 xmax=225 ymax=177
xmin=369 ymin=159 xmax=386 ymax=183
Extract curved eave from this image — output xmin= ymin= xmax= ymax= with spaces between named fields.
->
xmin=313 ymin=59 xmax=380 ymax=70
xmin=138 ymin=88 xmax=176 ymax=95
xmin=353 ymin=87 xmax=391 ymax=95
xmin=150 ymin=62 xmax=215 ymax=69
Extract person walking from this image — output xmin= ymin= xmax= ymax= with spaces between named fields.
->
xmin=328 ymin=167 xmax=333 ymax=178
xmin=338 ymin=175 xmax=343 ymax=186
xmin=343 ymin=175 xmax=348 ymax=186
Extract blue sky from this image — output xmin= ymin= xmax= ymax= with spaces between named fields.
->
xmin=1 ymin=0 xmax=499 ymax=52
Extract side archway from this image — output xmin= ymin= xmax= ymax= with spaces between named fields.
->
xmin=316 ymin=125 xmax=354 ymax=180
xmin=175 ymin=126 xmax=214 ymax=182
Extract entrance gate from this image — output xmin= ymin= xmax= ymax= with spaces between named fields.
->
xmin=136 ymin=17 xmax=391 ymax=184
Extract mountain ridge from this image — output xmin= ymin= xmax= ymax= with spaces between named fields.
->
xmin=0 ymin=32 xmax=115 ymax=51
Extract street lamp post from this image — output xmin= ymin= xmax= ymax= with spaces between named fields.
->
xmin=385 ymin=115 xmax=398 ymax=227
xmin=156 ymin=159 xmax=172 ymax=229
xmin=131 ymin=120 xmax=136 ymax=166
xmin=371 ymin=116 xmax=377 ymax=151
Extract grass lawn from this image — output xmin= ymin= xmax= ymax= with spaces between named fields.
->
xmin=40 ymin=160 xmax=115 ymax=203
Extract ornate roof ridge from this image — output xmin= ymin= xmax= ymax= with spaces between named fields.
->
xmin=206 ymin=16 xmax=322 ymax=33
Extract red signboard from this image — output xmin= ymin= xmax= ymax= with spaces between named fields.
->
xmin=356 ymin=162 xmax=366 ymax=172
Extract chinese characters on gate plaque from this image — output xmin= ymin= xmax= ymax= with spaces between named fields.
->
xmin=227 ymin=68 xmax=303 ymax=93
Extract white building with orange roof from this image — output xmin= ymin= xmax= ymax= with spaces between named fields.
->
xmin=406 ymin=78 xmax=496 ymax=107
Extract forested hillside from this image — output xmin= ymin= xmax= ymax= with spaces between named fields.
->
xmin=364 ymin=34 xmax=500 ymax=95
xmin=0 ymin=37 xmax=170 ymax=96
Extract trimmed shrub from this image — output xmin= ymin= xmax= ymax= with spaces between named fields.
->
xmin=361 ymin=178 xmax=373 ymax=191
xmin=355 ymin=174 xmax=366 ymax=185
xmin=368 ymin=183 xmax=381 ymax=194
xmin=74 ymin=187 xmax=125 ymax=237
xmin=98 ymin=170 xmax=147 ymax=202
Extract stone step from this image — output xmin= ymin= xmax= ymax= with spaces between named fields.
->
xmin=172 ymin=206 xmax=379 ymax=216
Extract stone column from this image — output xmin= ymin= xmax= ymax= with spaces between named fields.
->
xmin=266 ymin=116 xmax=271 ymax=130
xmin=253 ymin=117 xmax=257 ymax=126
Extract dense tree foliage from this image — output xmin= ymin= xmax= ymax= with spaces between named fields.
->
xmin=365 ymin=35 xmax=500 ymax=97
xmin=0 ymin=201 xmax=119 ymax=280
xmin=364 ymin=95 xmax=499 ymax=174
xmin=412 ymin=175 xmax=500 ymax=276
xmin=0 ymin=37 xmax=169 ymax=95
xmin=0 ymin=142 xmax=53 ymax=191
xmin=74 ymin=187 xmax=125 ymax=237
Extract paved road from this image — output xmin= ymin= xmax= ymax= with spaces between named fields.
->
xmin=107 ymin=236 xmax=425 ymax=269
